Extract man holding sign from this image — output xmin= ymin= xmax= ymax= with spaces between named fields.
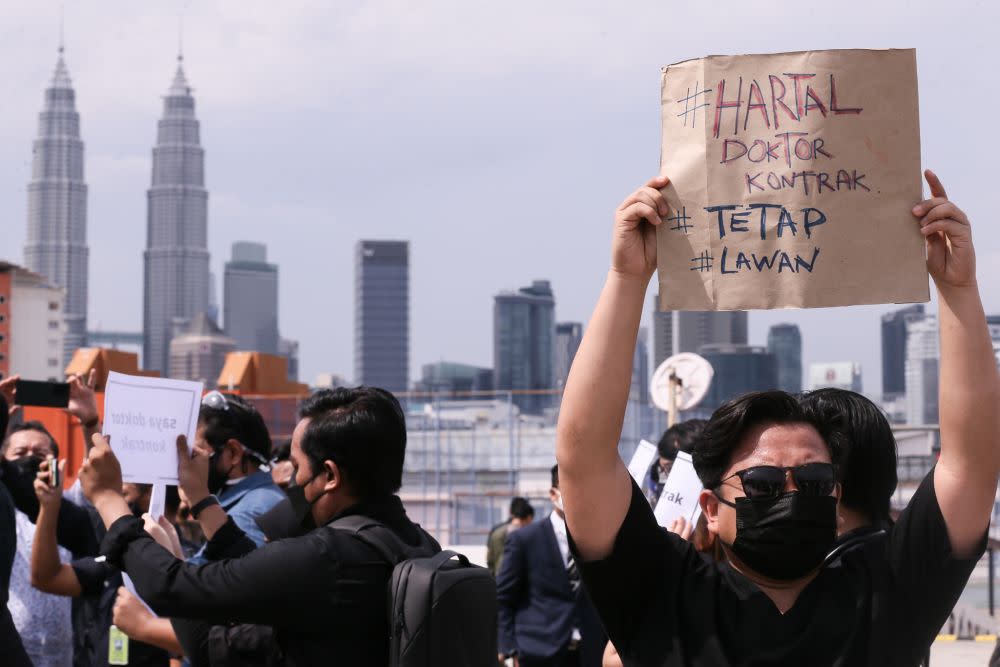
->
xmin=556 ymin=52 xmax=1000 ymax=662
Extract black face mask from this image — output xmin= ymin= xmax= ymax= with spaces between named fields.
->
xmin=9 ymin=456 xmax=42 ymax=481
xmin=255 ymin=471 xmax=326 ymax=541
xmin=726 ymin=492 xmax=837 ymax=581
xmin=207 ymin=449 xmax=232 ymax=494
xmin=127 ymin=500 xmax=145 ymax=518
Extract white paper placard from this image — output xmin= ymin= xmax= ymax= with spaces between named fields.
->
xmin=627 ymin=439 xmax=659 ymax=486
xmin=653 ymin=451 xmax=704 ymax=529
xmin=102 ymin=372 xmax=203 ymax=485
xmin=148 ymin=484 xmax=166 ymax=520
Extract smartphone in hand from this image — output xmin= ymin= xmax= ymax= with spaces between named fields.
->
xmin=14 ymin=380 xmax=69 ymax=408
xmin=47 ymin=455 xmax=60 ymax=488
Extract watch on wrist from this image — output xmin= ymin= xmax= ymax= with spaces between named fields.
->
xmin=190 ymin=495 xmax=220 ymax=519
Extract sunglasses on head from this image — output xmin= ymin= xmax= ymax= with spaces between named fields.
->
xmin=200 ymin=391 xmax=271 ymax=470
xmin=716 ymin=462 xmax=836 ymax=501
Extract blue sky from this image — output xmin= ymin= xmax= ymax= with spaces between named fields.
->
xmin=2 ymin=1 xmax=997 ymax=394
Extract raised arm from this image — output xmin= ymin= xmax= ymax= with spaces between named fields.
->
xmin=556 ymin=175 xmax=669 ymax=560
xmin=66 ymin=371 xmax=101 ymax=454
xmin=916 ymin=170 xmax=1000 ymax=557
xmin=30 ymin=460 xmax=83 ymax=597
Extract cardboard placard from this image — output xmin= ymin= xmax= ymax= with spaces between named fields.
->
xmin=658 ymin=48 xmax=929 ymax=310
xmin=102 ymin=372 xmax=203 ymax=485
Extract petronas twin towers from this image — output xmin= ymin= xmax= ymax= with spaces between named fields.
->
xmin=25 ymin=49 xmax=210 ymax=374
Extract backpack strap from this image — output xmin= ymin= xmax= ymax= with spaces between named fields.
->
xmin=328 ymin=515 xmax=408 ymax=564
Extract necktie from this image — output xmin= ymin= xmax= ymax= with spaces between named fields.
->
xmin=566 ymin=556 xmax=581 ymax=594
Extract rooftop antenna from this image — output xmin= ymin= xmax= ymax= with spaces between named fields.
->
xmin=177 ymin=10 xmax=184 ymax=64
xmin=58 ymin=2 xmax=65 ymax=55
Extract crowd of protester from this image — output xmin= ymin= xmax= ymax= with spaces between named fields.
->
xmin=0 ymin=170 xmax=995 ymax=667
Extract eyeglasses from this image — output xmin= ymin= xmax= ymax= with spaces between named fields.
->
xmin=717 ymin=462 xmax=835 ymax=500
xmin=200 ymin=391 xmax=271 ymax=471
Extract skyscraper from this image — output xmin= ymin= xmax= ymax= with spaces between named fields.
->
xmin=631 ymin=327 xmax=650 ymax=405
xmin=494 ymin=280 xmax=555 ymax=413
xmin=354 ymin=241 xmax=409 ymax=393
xmin=767 ymin=323 xmax=802 ymax=393
xmin=143 ymin=55 xmax=210 ymax=375
xmin=987 ymin=315 xmax=1000 ymax=371
xmin=24 ymin=46 xmax=88 ymax=365
xmin=651 ymin=294 xmax=673 ymax=369
xmin=905 ymin=315 xmax=939 ymax=425
xmin=651 ymin=298 xmax=748 ymax=370
xmin=224 ymin=242 xmax=279 ymax=354
xmin=698 ymin=344 xmax=777 ymax=412
xmin=881 ymin=304 xmax=925 ymax=400
xmin=554 ymin=322 xmax=583 ymax=390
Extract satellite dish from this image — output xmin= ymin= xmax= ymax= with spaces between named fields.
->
xmin=650 ymin=353 xmax=714 ymax=422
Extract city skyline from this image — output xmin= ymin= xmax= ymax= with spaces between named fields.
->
xmin=2 ymin=3 xmax=1000 ymax=393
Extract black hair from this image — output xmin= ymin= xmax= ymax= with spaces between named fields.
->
xmin=800 ymin=389 xmax=897 ymax=525
xmin=270 ymin=438 xmax=291 ymax=462
xmin=509 ymin=497 xmax=534 ymax=520
xmin=297 ymin=387 xmax=407 ymax=501
xmin=657 ymin=419 xmax=708 ymax=459
xmin=550 ymin=464 xmax=559 ymax=490
xmin=165 ymin=486 xmax=181 ymax=515
xmin=3 ymin=421 xmax=59 ymax=458
xmin=199 ymin=394 xmax=272 ymax=466
xmin=692 ymin=391 xmax=832 ymax=489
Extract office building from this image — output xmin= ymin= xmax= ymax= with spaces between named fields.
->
xmin=494 ymin=280 xmax=555 ymax=413
xmin=354 ymin=241 xmax=409 ymax=393
xmin=143 ymin=56 xmax=211 ymax=375
xmin=279 ymin=337 xmax=300 ymax=382
xmin=808 ymin=362 xmax=862 ymax=392
xmin=698 ymin=344 xmax=777 ymax=412
xmin=905 ymin=315 xmax=939 ymax=425
xmin=168 ymin=313 xmax=234 ymax=387
xmin=554 ymin=322 xmax=583 ymax=390
xmin=988 ymin=315 xmax=1000 ymax=371
xmin=881 ymin=304 xmax=925 ymax=400
xmin=24 ymin=47 xmax=88 ymax=365
xmin=767 ymin=324 xmax=802 ymax=393
xmin=224 ymin=242 xmax=279 ymax=354
xmin=632 ymin=327 xmax=650 ymax=404
xmin=416 ymin=362 xmax=494 ymax=395
xmin=651 ymin=299 xmax=748 ymax=370
xmin=0 ymin=262 xmax=66 ymax=382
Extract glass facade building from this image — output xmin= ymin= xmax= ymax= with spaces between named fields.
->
xmin=881 ymin=304 xmax=925 ymax=400
xmin=143 ymin=57 xmax=210 ymax=375
xmin=354 ymin=240 xmax=409 ymax=393
xmin=24 ymin=48 xmax=88 ymax=366
xmin=767 ymin=323 xmax=802 ymax=393
xmin=493 ymin=280 xmax=555 ymax=413
xmin=698 ymin=344 xmax=778 ymax=412
xmin=554 ymin=321 xmax=583 ymax=391
xmin=224 ymin=242 xmax=279 ymax=354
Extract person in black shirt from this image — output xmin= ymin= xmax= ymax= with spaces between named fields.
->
xmin=801 ymin=388 xmax=897 ymax=564
xmin=556 ymin=171 xmax=999 ymax=666
xmin=31 ymin=461 xmax=171 ymax=667
xmin=78 ymin=386 xmax=440 ymax=667
xmin=0 ymin=394 xmax=32 ymax=667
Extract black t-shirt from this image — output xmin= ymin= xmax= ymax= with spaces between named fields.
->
xmin=71 ymin=557 xmax=170 ymax=667
xmin=573 ymin=469 xmax=985 ymax=667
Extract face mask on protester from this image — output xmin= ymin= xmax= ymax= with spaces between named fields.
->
xmin=207 ymin=447 xmax=233 ymax=494
xmin=722 ymin=492 xmax=837 ymax=581
xmin=127 ymin=500 xmax=145 ymax=517
xmin=256 ymin=468 xmax=328 ymax=540
xmin=9 ymin=456 xmax=42 ymax=480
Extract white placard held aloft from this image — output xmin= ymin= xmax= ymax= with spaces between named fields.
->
xmin=626 ymin=439 xmax=659 ymax=487
xmin=103 ymin=372 xmax=203 ymax=485
xmin=653 ymin=451 xmax=704 ymax=530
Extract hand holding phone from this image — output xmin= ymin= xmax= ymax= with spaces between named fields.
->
xmin=14 ymin=380 xmax=70 ymax=409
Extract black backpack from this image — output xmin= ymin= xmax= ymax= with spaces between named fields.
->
xmin=331 ymin=516 xmax=498 ymax=667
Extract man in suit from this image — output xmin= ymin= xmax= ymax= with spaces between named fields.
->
xmin=486 ymin=496 xmax=535 ymax=577
xmin=497 ymin=465 xmax=605 ymax=667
